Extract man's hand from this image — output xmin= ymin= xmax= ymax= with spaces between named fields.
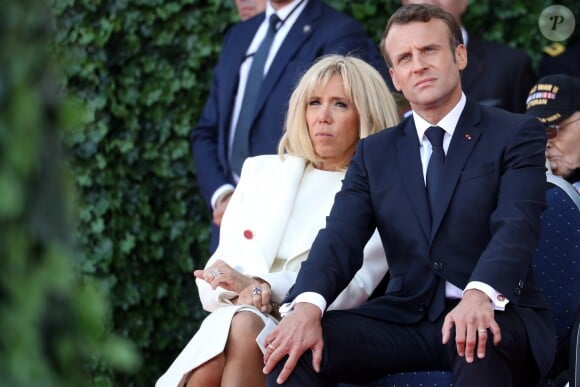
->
xmin=262 ymin=303 xmax=324 ymax=384
xmin=442 ymin=289 xmax=501 ymax=363
xmin=212 ymin=191 xmax=233 ymax=226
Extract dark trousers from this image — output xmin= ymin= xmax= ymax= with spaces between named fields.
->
xmin=266 ymin=302 xmax=539 ymax=387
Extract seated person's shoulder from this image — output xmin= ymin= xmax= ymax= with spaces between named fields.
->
xmin=539 ymin=40 xmax=580 ymax=77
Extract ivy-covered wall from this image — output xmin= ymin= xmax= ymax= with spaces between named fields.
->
xmin=52 ymin=0 xmax=579 ymax=385
xmin=0 ymin=0 xmax=138 ymax=386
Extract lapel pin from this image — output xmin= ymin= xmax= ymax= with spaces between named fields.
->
xmin=465 ymin=133 xmax=472 ymax=140
xmin=303 ymin=25 xmax=311 ymax=34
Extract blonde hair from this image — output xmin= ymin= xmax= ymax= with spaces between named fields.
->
xmin=278 ymin=54 xmax=399 ymax=165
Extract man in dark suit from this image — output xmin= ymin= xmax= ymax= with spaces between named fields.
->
xmin=539 ymin=39 xmax=580 ymax=78
xmin=402 ymin=0 xmax=536 ymax=113
xmin=192 ymin=0 xmax=388 ymax=252
xmin=262 ymin=4 xmax=556 ymax=386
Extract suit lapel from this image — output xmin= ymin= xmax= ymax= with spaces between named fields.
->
xmin=220 ymin=18 xmax=263 ymax=160
xmin=398 ymin=120 xmax=431 ymax=240
xmin=430 ymin=100 xmax=482 ymax=237
xmin=254 ymin=0 xmax=321 ymax=115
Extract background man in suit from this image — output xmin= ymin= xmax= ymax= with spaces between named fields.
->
xmin=262 ymin=4 xmax=556 ymax=386
xmin=192 ymin=0 xmax=388 ymax=252
xmin=539 ymin=39 xmax=580 ymax=78
xmin=402 ymin=0 xmax=536 ymax=113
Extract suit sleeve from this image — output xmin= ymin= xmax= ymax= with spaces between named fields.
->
xmin=285 ymin=141 xmax=378 ymax=305
xmin=470 ymin=116 xmax=547 ymax=304
xmin=195 ymin=157 xmax=256 ymax=312
xmin=328 ymin=229 xmax=388 ymax=310
xmin=191 ymin=29 xmax=236 ymax=209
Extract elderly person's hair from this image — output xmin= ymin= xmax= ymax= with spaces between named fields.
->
xmin=380 ymin=4 xmax=463 ymax=67
xmin=278 ymin=55 xmax=399 ymax=165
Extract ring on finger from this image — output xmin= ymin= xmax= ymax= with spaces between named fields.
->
xmin=267 ymin=343 xmax=276 ymax=351
xmin=478 ymin=328 xmax=487 ymax=333
xmin=251 ymin=286 xmax=262 ymax=296
xmin=210 ymin=268 xmax=221 ymax=277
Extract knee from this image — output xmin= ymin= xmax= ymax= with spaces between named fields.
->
xmin=229 ymin=311 xmax=264 ymax=346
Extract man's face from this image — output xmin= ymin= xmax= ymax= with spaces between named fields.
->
xmin=384 ymin=19 xmax=467 ymax=113
xmin=235 ymin=0 xmax=266 ymax=21
xmin=546 ymin=111 xmax=580 ymax=179
xmin=269 ymin=0 xmax=294 ymax=10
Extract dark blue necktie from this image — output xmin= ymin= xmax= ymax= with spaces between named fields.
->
xmin=230 ymin=14 xmax=280 ymax=175
xmin=425 ymin=125 xmax=446 ymax=321
xmin=425 ymin=126 xmax=446 ymax=216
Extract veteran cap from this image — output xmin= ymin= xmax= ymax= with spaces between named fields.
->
xmin=525 ymin=74 xmax=580 ymax=124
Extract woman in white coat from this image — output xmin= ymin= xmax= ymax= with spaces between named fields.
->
xmin=156 ymin=54 xmax=400 ymax=387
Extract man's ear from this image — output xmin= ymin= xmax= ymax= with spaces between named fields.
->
xmin=389 ymin=67 xmax=402 ymax=92
xmin=455 ymin=44 xmax=468 ymax=71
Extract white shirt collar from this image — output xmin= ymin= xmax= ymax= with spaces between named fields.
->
xmin=266 ymin=0 xmax=307 ymax=24
xmin=461 ymin=25 xmax=469 ymax=47
xmin=412 ymin=92 xmax=467 ymax=143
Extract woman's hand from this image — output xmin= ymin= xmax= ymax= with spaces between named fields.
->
xmin=237 ymin=281 xmax=273 ymax=313
xmin=194 ymin=259 xmax=251 ymax=293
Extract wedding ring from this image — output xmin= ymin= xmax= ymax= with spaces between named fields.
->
xmin=267 ymin=343 xmax=276 ymax=351
xmin=251 ymin=286 xmax=262 ymax=296
xmin=478 ymin=329 xmax=487 ymax=333
xmin=210 ymin=268 xmax=221 ymax=277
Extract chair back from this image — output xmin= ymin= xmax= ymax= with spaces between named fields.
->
xmin=532 ymin=174 xmax=580 ymax=386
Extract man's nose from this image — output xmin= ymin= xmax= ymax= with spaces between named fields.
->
xmin=412 ymin=54 xmax=427 ymax=72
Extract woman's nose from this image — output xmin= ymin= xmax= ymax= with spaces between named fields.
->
xmin=317 ymin=105 xmax=332 ymax=122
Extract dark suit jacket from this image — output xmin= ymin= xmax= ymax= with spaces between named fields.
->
xmin=462 ymin=35 xmax=536 ymax=113
xmin=191 ymin=0 xmax=387 ymax=210
xmin=288 ymin=99 xmax=556 ymax=377
xmin=539 ymin=39 xmax=580 ymax=78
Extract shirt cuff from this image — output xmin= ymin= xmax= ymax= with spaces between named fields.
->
xmin=210 ymin=184 xmax=235 ymax=210
xmin=279 ymin=292 xmax=327 ymax=318
xmin=464 ymin=281 xmax=509 ymax=311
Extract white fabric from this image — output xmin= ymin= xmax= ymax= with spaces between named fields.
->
xmin=156 ymin=155 xmax=388 ymax=386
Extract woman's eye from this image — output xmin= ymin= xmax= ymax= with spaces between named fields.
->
xmin=308 ymin=99 xmax=321 ymax=106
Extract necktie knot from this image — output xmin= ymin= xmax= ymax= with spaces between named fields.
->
xmin=269 ymin=14 xmax=280 ymax=31
xmin=425 ymin=126 xmax=445 ymax=148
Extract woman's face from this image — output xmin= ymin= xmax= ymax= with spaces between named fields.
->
xmin=306 ymin=75 xmax=360 ymax=171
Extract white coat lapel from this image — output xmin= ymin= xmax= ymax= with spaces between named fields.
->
xmin=252 ymin=156 xmax=307 ymax=270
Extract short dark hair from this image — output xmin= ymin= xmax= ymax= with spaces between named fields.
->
xmin=380 ymin=4 xmax=463 ymax=67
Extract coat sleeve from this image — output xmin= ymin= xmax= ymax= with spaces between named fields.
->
xmin=196 ymin=157 xmax=257 ymax=312
xmin=329 ymin=229 xmax=388 ymax=310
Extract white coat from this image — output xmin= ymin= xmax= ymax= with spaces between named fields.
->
xmin=156 ymin=155 xmax=388 ymax=386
